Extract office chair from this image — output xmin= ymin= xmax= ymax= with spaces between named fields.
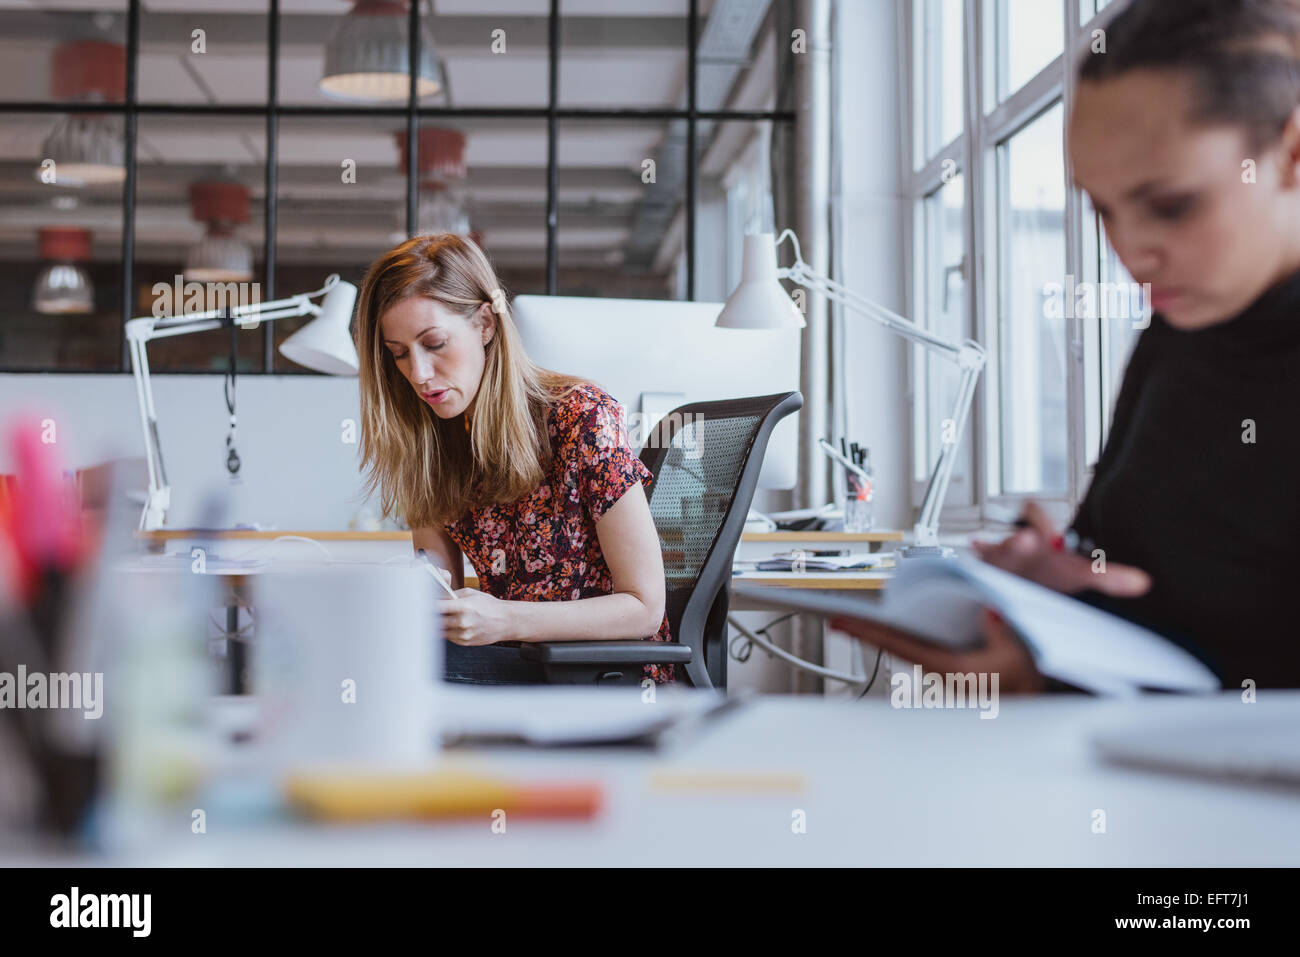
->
xmin=520 ymin=390 xmax=803 ymax=689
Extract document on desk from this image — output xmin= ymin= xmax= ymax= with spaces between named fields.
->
xmin=732 ymin=557 xmax=1220 ymax=696
xmin=440 ymin=685 xmax=733 ymax=747
xmin=742 ymin=551 xmax=889 ymax=572
xmin=133 ymin=553 xmax=270 ymax=573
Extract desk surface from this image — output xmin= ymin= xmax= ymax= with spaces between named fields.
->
xmin=146 ymin=528 xmax=897 ymax=592
xmin=731 ymin=570 xmax=890 ymax=590
xmin=10 ymin=692 xmax=1296 ymax=866
xmin=138 ymin=529 xmax=905 ymax=544
xmin=457 ymin=571 xmax=890 ymax=591
xmin=208 ymin=691 xmax=1300 ymax=867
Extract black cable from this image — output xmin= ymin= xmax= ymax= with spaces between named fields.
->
xmin=855 ymin=647 xmax=884 ymax=699
xmin=729 ymin=612 xmax=797 ymax=664
xmin=729 ymin=611 xmax=882 ymax=695
xmin=728 ymin=631 xmax=753 ymax=663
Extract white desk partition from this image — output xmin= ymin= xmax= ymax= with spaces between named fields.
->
xmin=511 ymin=295 xmax=801 ymax=491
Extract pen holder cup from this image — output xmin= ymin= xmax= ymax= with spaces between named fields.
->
xmin=841 ymin=467 xmax=873 ymax=533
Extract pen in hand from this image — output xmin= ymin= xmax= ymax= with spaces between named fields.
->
xmin=1011 ymin=517 xmax=1094 ymax=556
xmin=415 ymin=548 xmax=459 ymax=600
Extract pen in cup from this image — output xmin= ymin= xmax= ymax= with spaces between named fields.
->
xmin=415 ymin=548 xmax=459 ymax=600
xmin=818 ymin=438 xmax=869 ymax=482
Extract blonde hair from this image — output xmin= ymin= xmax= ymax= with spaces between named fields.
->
xmin=355 ymin=234 xmax=587 ymax=528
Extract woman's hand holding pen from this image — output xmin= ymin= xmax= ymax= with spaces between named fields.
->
xmin=970 ymin=501 xmax=1151 ymax=598
xmin=440 ymin=588 xmax=515 ymax=646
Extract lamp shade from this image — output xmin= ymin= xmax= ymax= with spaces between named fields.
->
xmin=279 ymin=280 xmax=360 ymax=375
xmin=36 ymin=114 xmax=126 ymax=187
xmin=33 ymin=227 xmax=94 ymax=315
xmin=185 ymin=229 xmax=254 ymax=282
xmin=715 ymin=232 xmax=806 ymax=330
xmin=35 ymin=41 xmax=127 ymax=187
xmin=320 ymin=1 xmax=442 ymax=103
xmin=34 ymin=263 xmax=94 ymax=315
xmin=185 ymin=180 xmax=254 ymax=281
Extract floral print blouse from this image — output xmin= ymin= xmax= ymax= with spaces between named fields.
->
xmin=444 ymin=383 xmax=675 ymax=683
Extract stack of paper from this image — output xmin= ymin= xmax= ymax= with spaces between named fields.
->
xmin=440 ymin=685 xmax=731 ymax=747
xmin=745 ymin=551 xmax=889 ymax=572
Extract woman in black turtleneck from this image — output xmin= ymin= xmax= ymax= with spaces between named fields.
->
xmin=832 ymin=0 xmax=1300 ymax=691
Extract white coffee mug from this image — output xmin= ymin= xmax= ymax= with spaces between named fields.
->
xmin=251 ymin=562 xmax=440 ymax=770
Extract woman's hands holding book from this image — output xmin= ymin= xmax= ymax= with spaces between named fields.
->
xmin=829 ymin=607 xmax=1047 ymax=694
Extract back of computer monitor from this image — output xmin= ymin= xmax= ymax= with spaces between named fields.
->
xmin=511 ymin=295 xmax=800 ymax=490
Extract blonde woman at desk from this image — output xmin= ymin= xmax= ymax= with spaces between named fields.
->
xmin=354 ymin=234 xmax=672 ymax=684
xmin=833 ymin=0 xmax=1300 ymax=692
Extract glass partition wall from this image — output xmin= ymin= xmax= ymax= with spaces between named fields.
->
xmin=0 ymin=0 xmax=794 ymax=373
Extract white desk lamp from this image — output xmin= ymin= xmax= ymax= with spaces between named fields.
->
xmin=717 ymin=230 xmax=985 ymax=555
xmin=125 ymin=273 xmax=359 ymax=531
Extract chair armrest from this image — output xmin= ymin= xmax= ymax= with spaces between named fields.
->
xmin=519 ymin=640 xmax=694 ymax=666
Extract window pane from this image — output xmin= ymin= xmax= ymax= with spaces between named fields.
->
xmin=560 ymin=0 xmax=687 ymax=108
xmin=997 ymin=102 xmax=1066 ymax=493
xmin=416 ymin=119 xmax=549 ymax=299
xmin=272 ymin=115 xmax=550 ymax=370
xmin=916 ymin=173 xmax=969 ymax=492
xmin=557 ymin=118 xmax=684 ymax=299
xmin=139 ymin=1 xmax=268 ymax=104
xmin=0 ymin=112 xmax=125 ymax=371
xmin=134 ymin=114 xmax=266 ymax=373
xmin=697 ymin=0 xmax=778 ymax=113
xmin=0 ymin=4 xmax=128 ymax=105
xmin=423 ymin=0 xmax=549 ymax=108
xmin=695 ymin=120 xmax=776 ymax=303
xmin=561 ymin=1 xmax=781 ymax=113
xmin=914 ymin=0 xmax=964 ymax=164
xmin=272 ymin=114 xmax=405 ymax=372
xmin=279 ymin=0 xmax=548 ymax=108
xmin=990 ymin=0 xmax=1062 ymax=103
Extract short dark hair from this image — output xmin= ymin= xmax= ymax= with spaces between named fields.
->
xmin=1078 ymin=0 xmax=1300 ymax=150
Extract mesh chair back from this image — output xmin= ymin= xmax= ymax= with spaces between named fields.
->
xmin=639 ymin=391 xmax=802 ymax=687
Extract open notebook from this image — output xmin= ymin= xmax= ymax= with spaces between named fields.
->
xmin=732 ymin=558 xmax=1221 ymax=696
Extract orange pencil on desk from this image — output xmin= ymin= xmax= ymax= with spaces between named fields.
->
xmin=285 ymin=768 xmax=602 ymax=822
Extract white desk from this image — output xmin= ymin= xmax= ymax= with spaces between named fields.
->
xmin=8 ymin=691 xmax=1298 ymax=866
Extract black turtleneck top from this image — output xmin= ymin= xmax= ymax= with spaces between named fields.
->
xmin=1070 ymin=267 xmax=1300 ymax=689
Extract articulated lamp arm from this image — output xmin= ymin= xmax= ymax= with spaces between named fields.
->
xmin=124 ymin=274 xmax=353 ymax=531
xmin=773 ymin=229 xmax=985 ymax=549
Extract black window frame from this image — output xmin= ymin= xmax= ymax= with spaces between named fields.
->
xmin=2 ymin=0 xmax=796 ymax=374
